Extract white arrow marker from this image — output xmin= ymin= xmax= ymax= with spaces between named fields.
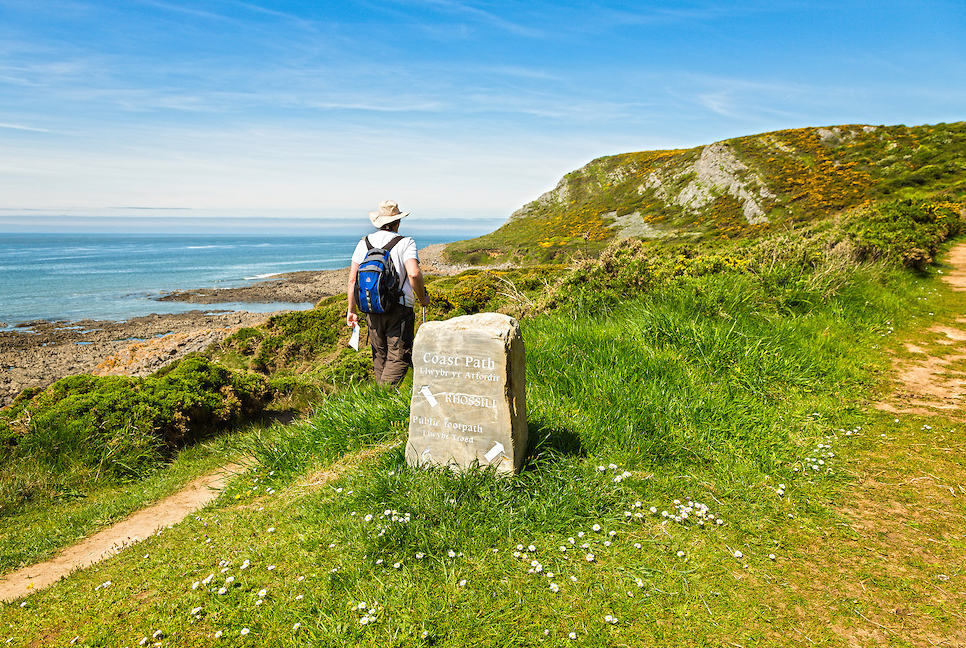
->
xmin=419 ymin=385 xmax=439 ymax=407
xmin=484 ymin=442 xmax=506 ymax=463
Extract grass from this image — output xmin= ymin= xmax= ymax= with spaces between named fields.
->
xmin=7 ymin=240 xmax=965 ymax=646
xmin=0 ymin=355 xmax=270 ymax=518
xmin=0 ymin=427 xmax=259 ymax=574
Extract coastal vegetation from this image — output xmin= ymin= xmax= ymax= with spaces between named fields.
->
xmin=2 ymin=122 xmax=966 ymax=645
xmin=444 ymin=122 xmax=966 ymax=263
xmin=4 ymin=225 xmax=963 ymax=644
xmin=0 ymin=357 xmax=268 ymax=510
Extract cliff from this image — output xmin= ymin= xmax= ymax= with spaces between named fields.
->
xmin=445 ymin=122 xmax=966 ymax=263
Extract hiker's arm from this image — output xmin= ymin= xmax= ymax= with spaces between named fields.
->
xmin=346 ymin=261 xmax=360 ymax=327
xmin=406 ymin=258 xmax=430 ymax=307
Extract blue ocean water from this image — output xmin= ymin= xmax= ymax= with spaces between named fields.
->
xmin=0 ymin=232 xmax=469 ymax=327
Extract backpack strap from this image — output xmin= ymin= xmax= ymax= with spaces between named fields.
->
xmin=384 ymin=236 xmax=406 ymax=305
xmin=384 ymin=235 xmax=403 ymax=252
xmin=364 ymin=234 xmax=403 ymax=251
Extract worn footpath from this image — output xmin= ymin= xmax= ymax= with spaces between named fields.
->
xmin=800 ymin=245 xmax=966 ymax=647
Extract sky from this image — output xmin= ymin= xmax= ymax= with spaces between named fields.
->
xmin=0 ymin=0 xmax=964 ymax=231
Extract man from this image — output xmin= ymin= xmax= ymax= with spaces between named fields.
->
xmin=346 ymin=200 xmax=430 ymax=385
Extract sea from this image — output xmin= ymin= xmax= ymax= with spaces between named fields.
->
xmin=0 ymin=231 xmax=475 ymax=329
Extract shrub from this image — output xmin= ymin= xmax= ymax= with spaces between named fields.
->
xmin=146 ymin=355 xmax=270 ymax=446
xmin=316 ymin=348 xmax=374 ymax=385
xmin=427 ymin=267 xmax=558 ymax=319
xmin=224 ymin=327 xmax=264 ymax=355
xmin=846 ymin=199 xmax=965 ymax=270
xmin=542 ymin=238 xmax=658 ymax=312
xmin=244 ymin=304 xmax=344 ymax=372
xmin=0 ymin=356 xmax=269 ymax=506
xmin=434 ymin=271 xmax=499 ymax=316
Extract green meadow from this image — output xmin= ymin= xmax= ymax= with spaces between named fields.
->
xmin=4 ymin=196 xmax=965 ymax=645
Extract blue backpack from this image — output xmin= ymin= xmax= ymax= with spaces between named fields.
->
xmin=355 ymin=235 xmax=404 ymax=314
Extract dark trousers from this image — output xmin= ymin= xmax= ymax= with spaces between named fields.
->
xmin=367 ymin=306 xmax=415 ymax=385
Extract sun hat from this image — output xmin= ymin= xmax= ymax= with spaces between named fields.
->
xmin=369 ymin=200 xmax=410 ymax=228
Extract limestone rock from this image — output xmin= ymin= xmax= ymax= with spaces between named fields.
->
xmin=406 ymin=313 xmax=527 ymax=474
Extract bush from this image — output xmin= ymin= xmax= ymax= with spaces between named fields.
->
xmin=146 ymin=355 xmax=270 ymax=445
xmin=0 ymin=356 xmax=269 ymax=507
xmin=846 ymin=199 xmax=965 ymax=270
xmin=432 ymin=271 xmax=500 ymax=316
xmin=541 ymin=239 xmax=657 ymax=312
xmin=316 ymin=348 xmax=374 ymax=385
xmin=224 ymin=327 xmax=264 ymax=355
xmin=244 ymin=304 xmax=344 ymax=372
xmin=426 ymin=267 xmax=558 ymax=319
xmin=540 ymin=239 xmax=755 ymax=313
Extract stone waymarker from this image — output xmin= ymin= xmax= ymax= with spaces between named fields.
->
xmin=406 ymin=313 xmax=527 ymax=474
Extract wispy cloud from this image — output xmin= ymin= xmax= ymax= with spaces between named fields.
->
xmin=129 ymin=0 xmax=238 ymax=24
xmin=0 ymin=122 xmax=51 ymax=132
xmin=0 ymin=54 xmax=102 ymax=88
xmin=592 ymin=3 xmax=732 ymax=28
xmin=133 ymin=0 xmax=325 ymax=35
xmin=685 ymin=75 xmax=816 ymax=121
xmin=593 ymin=0 xmax=858 ymax=30
xmin=222 ymin=0 xmax=323 ymax=32
xmin=480 ymin=65 xmax=562 ymax=82
xmin=0 ymin=0 xmax=961 ymax=218
xmin=302 ymin=98 xmax=446 ymax=113
xmin=398 ymin=0 xmax=544 ymax=38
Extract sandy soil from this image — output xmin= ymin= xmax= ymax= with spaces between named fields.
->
xmin=940 ymin=244 xmax=966 ymax=291
xmin=874 ymin=244 xmax=966 ymax=416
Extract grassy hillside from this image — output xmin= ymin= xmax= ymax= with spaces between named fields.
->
xmin=5 ymin=222 xmax=966 ymax=645
xmin=2 ymin=199 xmax=963 ymax=567
xmin=445 ymin=122 xmax=966 ymax=263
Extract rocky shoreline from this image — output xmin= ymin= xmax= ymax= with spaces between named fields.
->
xmin=156 ymin=268 xmax=350 ymax=305
xmin=0 ymin=244 xmax=464 ymax=408
xmin=152 ymin=243 xmax=459 ymax=305
xmin=0 ymin=311 xmax=276 ymax=407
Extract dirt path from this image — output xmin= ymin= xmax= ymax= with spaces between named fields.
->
xmin=940 ymin=244 xmax=966 ymax=291
xmin=0 ymin=462 xmax=247 ymax=603
xmin=876 ymin=244 xmax=966 ymax=416
xmin=814 ymin=243 xmax=966 ymax=647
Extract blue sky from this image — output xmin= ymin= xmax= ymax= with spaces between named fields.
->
xmin=1 ymin=0 xmax=963 ymax=228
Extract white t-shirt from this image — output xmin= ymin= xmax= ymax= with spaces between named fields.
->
xmin=351 ymin=230 xmax=420 ymax=307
